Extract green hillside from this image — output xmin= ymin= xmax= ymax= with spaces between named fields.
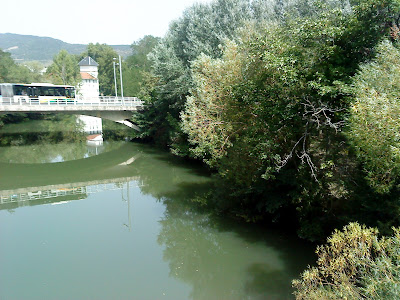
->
xmin=0 ymin=33 xmax=131 ymax=63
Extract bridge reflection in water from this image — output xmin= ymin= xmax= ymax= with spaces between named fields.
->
xmin=0 ymin=177 xmax=139 ymax=211
xmin=0 ymin=142 xmax=144 ymax=233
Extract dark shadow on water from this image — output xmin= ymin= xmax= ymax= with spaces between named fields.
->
xmin=156 ymin=180 xmax=316 ymax=300
xmin=134 ymin=143 xmax=213 ymax=178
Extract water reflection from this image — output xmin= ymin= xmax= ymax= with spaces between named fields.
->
xmin=158 ymin=193 xmax=314 ymax=299
xmin=0 ymin=130 xmax=314 ymax=299
xmin=0 ymin=180 xmax=137 ymax=213
xmin=0 ymin=118 xmax=131 ymax=163
xmin=0 ymin=138 xmax=128 ymax=164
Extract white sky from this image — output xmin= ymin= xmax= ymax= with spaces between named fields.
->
xmin=1 ymin=0 xmax=213 ymax=45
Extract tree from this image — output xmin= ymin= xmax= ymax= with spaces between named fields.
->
xmin=142 ymin=0 xmax=263 ymax=149
xmin=181 ymin=41 xmax=243 ymax=167
xmin=23 ymin=61 xmax=45 ymax=82
xmin=0 ymin=49 xmax=34 ymax=83
xmin=46 ymin=49 xmax=80 ymax=85
xmin=142 ymin=39 xmax=191 ymax=147
xmin=347 ymin=40 xmax=400 ymax=194
xmin=293 ymin=222 xmax=400 ymax=299
xmin=124 ymin=35 xmax=160 ymax=97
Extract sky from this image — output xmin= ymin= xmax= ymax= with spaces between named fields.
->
xmin=2 ymin=0 xmax=213 ymax=45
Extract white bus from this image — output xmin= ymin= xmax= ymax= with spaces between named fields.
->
xmin=0 ymin=83 xmax=75 ymax=104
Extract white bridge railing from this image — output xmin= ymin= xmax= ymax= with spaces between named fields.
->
xmin=0 ymin=96 xmax=144 ymax=107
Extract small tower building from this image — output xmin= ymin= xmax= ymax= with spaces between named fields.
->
xmin=77 ymin=56 xmax=102 ymax=135
xmin=78 ymin=56 xmax=100 ymax=100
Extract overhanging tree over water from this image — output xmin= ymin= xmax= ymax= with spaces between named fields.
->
xmin=138 ymin=0 xmax=400 ymax=242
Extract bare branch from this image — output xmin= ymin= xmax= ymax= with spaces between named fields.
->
xmin=276 ymin=100 xmax=344 ymax=180
xmin=277 ymin=133 xmax=305 ymax=171
xmin=302 ymin=99 xmax=345 ymax=132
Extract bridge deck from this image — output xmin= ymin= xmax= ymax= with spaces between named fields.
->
xmin=0 ymin=96 xmax=144 ymax=112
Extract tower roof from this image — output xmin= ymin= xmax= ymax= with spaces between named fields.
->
xmin=80 ymin=72 xmax=97 ymax=80
xmin=78 ymin=56 xmax=99 ymax=67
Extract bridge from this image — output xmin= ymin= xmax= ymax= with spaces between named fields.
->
xmin=0 ymin=176 xmax=139 ymax=210
xmin=0 ymin=96 xmax=144 ymax=130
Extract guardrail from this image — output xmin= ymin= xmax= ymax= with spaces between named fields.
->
xmin=0 ymin=96 xmax=144 ymax=107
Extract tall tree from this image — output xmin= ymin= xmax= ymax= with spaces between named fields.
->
xmin=23 ymin=61 xmax=45 ymax=83
xmin=0 ymin=49 xmax=33 ymax=83
xmin=347 ymin=40 xmax=400 ymax=194
xmin=46 ymin=49 xmax=80 ymax=85
xmin=124 ymin=35 xmax=160 ymax=97
xmin=142 ymin=0 xmax=263 ymax=150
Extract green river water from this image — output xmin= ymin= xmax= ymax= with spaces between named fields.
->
xmin=0 ymin=121 xmax=314 ymax=300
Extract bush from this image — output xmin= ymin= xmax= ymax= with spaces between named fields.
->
xmin=293 ymin=222 xmax=400 ymax=299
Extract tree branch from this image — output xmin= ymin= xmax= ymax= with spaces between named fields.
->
xmin=276 ymin=100 xmax=345 ymax=181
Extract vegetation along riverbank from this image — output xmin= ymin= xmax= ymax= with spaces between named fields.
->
xmin=131 ymin=0 xmax=400 ymax=296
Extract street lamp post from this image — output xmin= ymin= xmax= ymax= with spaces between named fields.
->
xmin=113 ymin=58 xmax=118 ymax=97
xmin=119 ymin=55 xmax=124 ymax=99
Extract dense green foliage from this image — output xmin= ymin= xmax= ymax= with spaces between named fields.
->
xmin=293 ymin=223 xmax=400 ymax=299
xmin=0 ymin=49 xmax=37 ymax=83
xmin=137 ymin=0 xmax=400 ymax=242
xmin=46 ymin=49 xmax=80 ymax=85
xmin=347 ymin=40 xmax=400 ymax=194
xmin=136 ymin=0 xmax=277 ymax=148
xmin=123 ymin=35 xmax=160 ymax=97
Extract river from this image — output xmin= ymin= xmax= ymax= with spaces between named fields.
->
xmin=0 ymin=120 xmax=314 ymax=300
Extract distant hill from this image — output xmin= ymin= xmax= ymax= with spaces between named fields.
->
xmin=0 ymin=33 xmax=132 ymax=64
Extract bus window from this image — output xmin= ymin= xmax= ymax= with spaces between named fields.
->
xmin=15 ymin=85 xmax=21 ymax=95
xmin=41 ymin=87 xmax=48 ymax=96
xmin=14 ymin=85 xmax=28 ymax=96
xmin=31 ymin=87 xmax=39 ymax=97
xmin=66 ymin=88 xmax=75 ymax=98
xmin=35 ymin=86 xmax=42 ymax=96
xmin=55 ymin=88 xmax=64 ymax=96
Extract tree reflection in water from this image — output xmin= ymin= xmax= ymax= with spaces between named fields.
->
xmin=98 ymin=145 xmax=315 ymax=299
xmin=156 ymin=183 xmax=314 ymax=300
